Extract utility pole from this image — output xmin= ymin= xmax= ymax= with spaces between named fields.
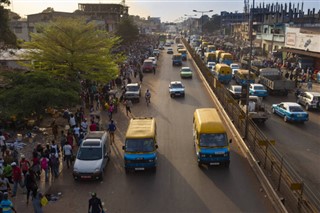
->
xmin=245 ymin=0 xmax=255 ymax=140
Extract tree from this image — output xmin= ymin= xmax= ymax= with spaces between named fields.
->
xmin=0 ymin=71 xmax=79 ymax=120
xmin=115 ymin=17 xmax=139 ymax=44
xmin=22 ymin=17 xmax=123 ymax=83
xmin=0 ymin=0 xmax=17 ymax=48
xmin=203 ymin=15 xmax=221 ymax=34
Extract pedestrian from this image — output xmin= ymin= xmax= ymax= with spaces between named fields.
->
xmin=81 ymin=119 xmax=88 ymax=133
xmin=51 ymin=120 xmax=58 ymax=140
xmin=63 ymin=143 xmax=73 ymax=169
xmin=11 ymin=162 xmax=25 ymax=197
xmin=40 ymin=155 xmax=49 ymax=182
xmin=19 ymin=154 xmax=30 ymax=176
xmin=107 ymin=120 xmax=116 ymax=145
xmin=24 ymin=168 xmax=37 ymax=205
xmin=0 ymin=174 xmax=11 ymax=194
xmin=32 ymin=190 xmax=43 ymax=213
xmin=73 ymin=124 xmax=80 ymax=146
xmin=69 ymin=114 xmax=76 ymax=129
xmin=88 ymin=192 xmax=103 ymax=213
xmin=139 ymin=72 xmax=144 ymax=83
xmin=2 ymin=162 xmax=12 ymax=184
xmin=0 ymin=192 xmax=17 ymax=213
xmin=307 ymin=79 xmax=312 ymax=91
xmin=49 ymin=153 xmax=59 ymax=178
xmin=0 ymin=132 xmax=6 ymax=158
xmin=31 ymin=151 xmax=41 ymax=180
xmin=50 ymin=140 xmax=60 ymax=158
xmin=89 ymin=122 xmax=97 ymax=132
xmin=124 ymin=99 xmax=132 ymax=116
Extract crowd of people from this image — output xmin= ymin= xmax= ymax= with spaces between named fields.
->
xmin=0 ymin=34 xmax=161 ymax=212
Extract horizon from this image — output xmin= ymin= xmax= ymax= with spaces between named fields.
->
xmin=6 ymin=0 xmax=320 ymax=22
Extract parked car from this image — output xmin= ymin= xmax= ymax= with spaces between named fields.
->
xmin=152 ymin=49 xmax=160 ymax=57
xmin=271 ymin=102 xmax=309 ymax=123
xmin=180 ymin=67 xmax=193 ymax=79
xmin=169 ymin=81 xmax=185 ymax=98
xmin=297 ymin=91 xmax=320 ymax=111
xmin=124 ymin=83 xmax=141 ymax=102
xmin=227 ymin=85 xmax=242 ymax=99
xmin=142 ymin=59 xmax=154 ymax=73
xmin=148 ymin=56 xmax=157 ymax=67
xmin=167 ymin=47 xmax=173 ymax=54
xmin=249 ymin=83 xmax=268 ymax=98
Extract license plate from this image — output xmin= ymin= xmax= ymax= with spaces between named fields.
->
xmin=210 ymin=162 xmax=220 ymax=165
xmin=135 ymin=168 xmax=145 ymax=171
xmin=81 ymin=176 xmax=91 ymax=179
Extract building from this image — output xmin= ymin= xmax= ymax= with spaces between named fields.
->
xmin=78 ymin=3 xmax=128 ymax=32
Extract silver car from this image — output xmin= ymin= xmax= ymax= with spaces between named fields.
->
xmin=169 ymin=81 xmax=185 ymax=98
xmin=297 ymin=91 xmax=320 ymax=111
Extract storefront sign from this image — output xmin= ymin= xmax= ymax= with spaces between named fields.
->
xmin=285 ymin=27 xmax=320 ymax=53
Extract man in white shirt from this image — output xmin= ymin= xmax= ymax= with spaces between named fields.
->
xmin=63 ymin=143 xmax=73 ymax=169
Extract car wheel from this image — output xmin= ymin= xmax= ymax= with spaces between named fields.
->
xmin=99 ymin=171 xmax=104 ymax=181
xmin=182 ymin=94 xmax=185 ymax=98
xmin=198 ymin=162 xmax=202 ymax=167
xmin=284 ymin=116 xmax=288 ymax=122
xmin=170 ymin=94 xmax=174 ymax=98
xmin=306 ymin=104 xmax=310 ymax=111
xmin=272 ymin=108 xmax=276 ymax=114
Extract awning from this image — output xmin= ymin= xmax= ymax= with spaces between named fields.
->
xmin=280 ymin=47 xmax=320 ymax=58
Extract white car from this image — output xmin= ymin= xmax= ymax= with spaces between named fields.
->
xmin=148 ymin=56 xmax=157 ymax=67
xmin=207 ymin=62 xmax=216 ymax=70
xmin=230 ymin=63 xmax=240 ymax=78
xmin=169 ymin=81 xmax=185 ymax=98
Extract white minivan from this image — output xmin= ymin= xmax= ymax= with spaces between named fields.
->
xmin=73 ymin=131 xmax=110 ymax=181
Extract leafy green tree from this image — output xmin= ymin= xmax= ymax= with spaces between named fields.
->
xmin=0 ymin=0 xmax=17 ymax=48
xmin=115 ymin=17 xmax=139 ymax=44
xmin=0 ymin=71 xmax=79 ymax=120
xmin=23 ymin=17 xmax=123 ymax=83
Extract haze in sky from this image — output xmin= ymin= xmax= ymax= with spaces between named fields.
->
xmin=7 ymin=0 xmax=320 ymax=22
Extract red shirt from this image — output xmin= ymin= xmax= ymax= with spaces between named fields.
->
xmin=89 ymin=123 xmax=97 ymax=131
xmin=12 ymin=166 xmax=22 ymax=181
xmin=20 ymin=159 xmax=30 ymax=172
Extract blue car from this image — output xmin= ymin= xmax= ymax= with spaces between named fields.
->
xmin=249 ymin=84 xmax=268 ymax=98
xmin=271 ymin=102 xmax=309 ymax=123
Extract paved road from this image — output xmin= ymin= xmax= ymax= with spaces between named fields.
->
xmin=34 ymin=45 xmax=275 ymax=213
xmin=258 ymin=90 xmax=320 ymax=199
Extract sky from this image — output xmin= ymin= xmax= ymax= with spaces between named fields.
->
xmin=6 ymin=0 xmax=320 ymax=22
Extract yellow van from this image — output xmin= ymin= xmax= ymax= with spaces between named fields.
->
xmin=212 ymin=63 xmax=232 ymax=84
xmin=215 ymin=50 xmax=225 ymax=63
xmin=193 ymin=108 xmax=232 ymax=167
xmin=122 ymin=117 xmax=158 ymax=172
xmin=234 ymin=69 xmax=256 ymax=86
xmin=219 ymin=53 xmax=233 ymax=65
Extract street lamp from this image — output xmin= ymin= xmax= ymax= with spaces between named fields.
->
xmin=184 ymin=14 xmax=197 ymax=35
xmin=192 ymin=9 xmax=213 ymax=38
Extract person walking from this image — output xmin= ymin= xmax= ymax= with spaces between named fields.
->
xmin=139 ymin=72 xmax=144 ymax=83
xmin=307 ymin=79 xmax=313 ymax=91
xmin=0 ymin=192 xmax=17 ymax=213
xmin=40 ymin=155 xmax=49 ymax=182
xmin=63 ymin=143 xmax=73 ymax=169
xmin=0 ymin=132 xmax=6 ymax=157
xmin=19 ymin=154 xmax=30 ymax=176
xmin=32 ymin=190 xmax=43 ymax=213
xmin=24 ymin=168 xmax=37 ymax=205
xmin=88 ymin=192 xmax=103 ymax=213
xmin=0 ymin=174 xmax=11 ymax=194
xmin=124 ymin=99 xmax=132 ymax=117
xmin=11 ymin=162 xmax=25 ymax=197
xmin=107 ymin=120 xmax=116 ymax=145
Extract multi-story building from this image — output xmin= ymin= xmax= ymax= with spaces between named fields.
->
xmin=78 ymin=3 xmax=128 ymax=32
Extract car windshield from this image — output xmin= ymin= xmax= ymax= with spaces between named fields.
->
xmin=127 ymin=86 xmax=139 ymax=91
xmin=182 ymin=68 xmax=191 ymax=72
xmin=234 ymin=87 xmax=242 ymax=92
xmin=77 ymin=147 xmax=102 ymax=160
xmin=125 ymin=139 xmax=155 ymax=152
xmin=171 ymin=83 xmax=183 ymax=88
xmin=144 ymin=62 xmax=153 ymax=66
xmin=254 ymin=86 xmax=265 ymax=90
xmin=199 ymin=133 xmax=228 ymax=147
xmin=289 ymin=106 xmax=304 ymax=112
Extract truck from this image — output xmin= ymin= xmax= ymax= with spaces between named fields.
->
xmin=239 ymin=96 xmax=270 ymax=123
xmin=258 ymin=68 xmax=295 ymax=96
